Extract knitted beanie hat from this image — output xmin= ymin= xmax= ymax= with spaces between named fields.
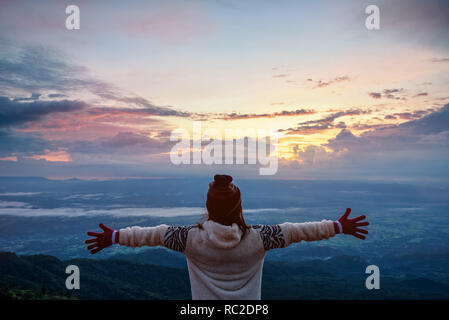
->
xmin=206 ymin=175 xmax=242 ymax=223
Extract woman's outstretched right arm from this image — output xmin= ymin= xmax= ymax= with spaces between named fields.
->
xmin=86 ymin=224 xmax=196 ymax=254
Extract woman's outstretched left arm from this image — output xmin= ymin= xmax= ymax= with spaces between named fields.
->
xmin=258 ymin=208 xmax=369 ymax=250
xmin=281 ymin=208 xmax=369 ymax=247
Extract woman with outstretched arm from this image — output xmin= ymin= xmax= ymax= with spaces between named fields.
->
xmin=85 ymin=175 xmax=369 ymax=300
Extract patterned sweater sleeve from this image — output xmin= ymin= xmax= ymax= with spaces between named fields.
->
xmin=253 ymin=220 xmax=336 ymax=250
xmin=118 ymin=224 xmax=195 ymax=252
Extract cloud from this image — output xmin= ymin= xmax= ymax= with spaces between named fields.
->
xmin=272 ymin=74 xmax=289 ymax=78
xmin=280 ymin=104 xmax=449 ymax=180
xmin=12 ymin=93 xmax=41 ymax=102
xmin=292 ymin=145 xmax=333 ymax=165
xmin=0 ymin=96 xmax=86 ymax=128
xmin=414 ymin=92 xmax=428 ymax=97
xmin=393 ymin=111 xmax=427 ymax=120
xmin=0 ymin=44 xmax=190 ymax=118
xmin=280 ymin=123 xmax=333 ymax=135
xmin=0 ymin=44 xmax=195 ymax=163
xmin=383 ymin=88 xmax=405 ymax=100
xmin=0 ymin=41 xmax=193 ymax=161
xmin=216 ymin=109 xmax=315 ymax=120
xmin=382 ymin=109 xmax=433 ymax=121
xmin=47 ymin=93 xmax=68 ymax=99
xmin=0 ymin=192 xmax=41 ymax=196
xmin=0 ymin=44 xmax=91 ymax=93
xmin=281 ymin=109 xmax=369 ymax=134
xmin=368 ymin=88 xmax=406 ymax=100
xmin=0 ymin=203 xmax=206 ymax=218
xmin=325 ymin=128 xmax=367 ymax=153
xmin=0 ymin=131 xmax=173 ymax=166
xmin=326 ymin=104 xmax=449 ymax=154
xmin=66 ymin=132 xmax=171 ymax=164
xmin=427 ymin=58 xmax=449 ymax=63
xmin=302 ymin=109 xmax=369 ymax=125
xmin=0 ymin=130 xmax=55 ymax=157
xmin=0 ymin=156 xmax=17 ymax=162
xmin=93 ymin=95 xmax=191 ymax=118
xmin=343 ymin=123 xmax=387 ymax=131
xmin=28 ymin=148 xmax=71 ymax=162
xmin=285 ymin=105 xmax=448 ymax=169
xmin=308 ymin=76 xmax=350 ymax=89
xmin=400 ymin=104 xmax=449 ymax=134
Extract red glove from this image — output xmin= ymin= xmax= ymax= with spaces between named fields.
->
xmin=334 ymin=208 xmax=369 ymax=240
xmin=85 ymin=223 xmax=119 ymax=254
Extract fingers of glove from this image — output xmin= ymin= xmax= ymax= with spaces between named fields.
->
xmin=87 ymin=231 xmax=102 ymax=237
xmin=350 ymin=215 xmax=366 ymax=222
xmin=99 ymin=223 xmax=113 ymax=233
xmin=355 ymin=221 xmax=370 ymax=227
xmin=85 ymin=238 xmax=98 ymax=244
xmin=355 ymin=228 xmax=368 ymax=234
xmin=353 ymin=232 xmax=366 ymax=240
xmin=342 ymin=208 xmax=351 ymax=219
xmin=87 ymin=243 xmax=100 ymax=250
xmin=90 ymin=247 xmax=103 ymax=254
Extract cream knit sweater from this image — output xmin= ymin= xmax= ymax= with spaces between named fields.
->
xmin=118 ymin=219 xmax=337 ymax=300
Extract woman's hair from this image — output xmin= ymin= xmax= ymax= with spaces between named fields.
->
xmin=198 ymin=175 xmax=250 ymax=237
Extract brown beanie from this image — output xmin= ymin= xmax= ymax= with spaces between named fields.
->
xmin=206 ymin=175 xmax=242 ymax=225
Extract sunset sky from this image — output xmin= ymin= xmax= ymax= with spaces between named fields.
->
xmin=0 ymin=0 xmax=448 ymax=181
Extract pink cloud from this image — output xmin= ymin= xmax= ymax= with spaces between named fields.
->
xmin=28 ymin=149 xmax=71 ymax=162
xmin=0 ymin=156 xmax=18 ymax=162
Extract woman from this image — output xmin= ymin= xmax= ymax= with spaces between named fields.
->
xmin=85 ymin=174 xmax=369 ymax=300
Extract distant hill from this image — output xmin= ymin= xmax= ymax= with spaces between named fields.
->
xmin=110 ymin=247 xmax=187 ymax=268
xmin=1 ymin=251 xmax=449 ymax=300
xmin=0 ymin=252 xmax=190 ymax=299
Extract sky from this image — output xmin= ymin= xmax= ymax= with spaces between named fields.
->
xmin=0 ymin=0 xmax=448 ymax=181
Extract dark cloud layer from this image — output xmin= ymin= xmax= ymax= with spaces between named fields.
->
xmin=0 ymin=96 xmax=85 ymax=127
xmin=0 ymin=130 xmax=54 ymax=157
